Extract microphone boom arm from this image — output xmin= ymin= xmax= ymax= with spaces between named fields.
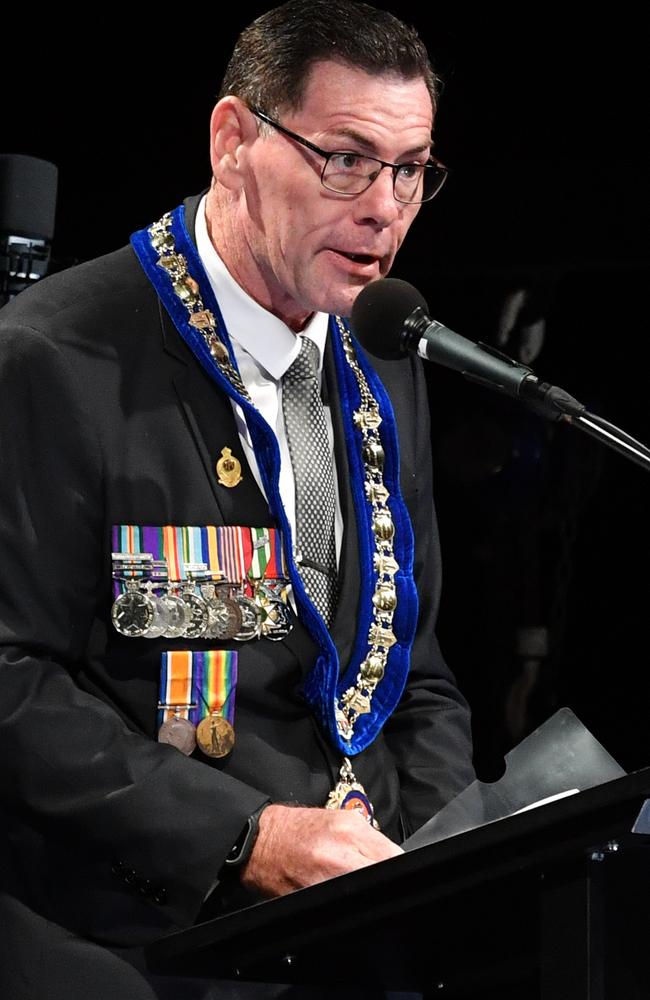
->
xmin=404 ymin=307 xmax=650 ymax=473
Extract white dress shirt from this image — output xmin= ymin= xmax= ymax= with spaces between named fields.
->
xmin=195 ymin=196 xmax=343 ymax=564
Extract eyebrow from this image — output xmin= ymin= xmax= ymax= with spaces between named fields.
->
xmin=326 ymin=125 xmax=434 ymax=158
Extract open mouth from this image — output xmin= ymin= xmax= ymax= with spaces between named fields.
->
xmin=336 ymin=251 xmax=378 ymax=265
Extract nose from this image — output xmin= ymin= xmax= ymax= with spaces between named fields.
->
xmin=353 ymin=165 xmax=401 ymax=229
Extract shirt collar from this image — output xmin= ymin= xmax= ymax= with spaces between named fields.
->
xmin=195 ymin=195 xmax=329 ymax=380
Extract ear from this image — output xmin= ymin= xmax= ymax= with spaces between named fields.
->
xmin=209 ymin=97 xmax=257 ymax=190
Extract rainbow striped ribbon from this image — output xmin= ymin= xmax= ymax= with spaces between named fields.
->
xmin=158 ymin=649 xmax=238 ymax=731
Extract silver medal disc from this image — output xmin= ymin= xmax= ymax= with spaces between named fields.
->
xmin=182 ymin=592 xmax=210 ymax=639
xmin=261 ymin=598 xmax=293 ymax=640
xmin=111 ymin=590 xmax=155 ymax=637
xmin=160 ymin=593 xmax=190 ymax=639
xmin=143 ymin=595 xmax=167 ymax=638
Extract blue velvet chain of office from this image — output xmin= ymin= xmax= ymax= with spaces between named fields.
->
xmin=130 ymin=204 xmax=418 ymax=754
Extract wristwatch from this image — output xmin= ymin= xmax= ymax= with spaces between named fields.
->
xmin=223 ymin=802 xmax=270 ymax=869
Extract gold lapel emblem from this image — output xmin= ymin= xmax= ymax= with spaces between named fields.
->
xmin=216 ymin=447 xmax=243 ymax=488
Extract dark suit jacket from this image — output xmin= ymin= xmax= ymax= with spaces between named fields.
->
xmin=0 ymin=195 xmax=474 ymax=996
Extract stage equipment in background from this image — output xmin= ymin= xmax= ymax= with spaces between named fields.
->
xmin=0 ymin=154 xmax=58 ymax=306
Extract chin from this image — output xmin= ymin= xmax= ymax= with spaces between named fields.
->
xmin=326 ymin=283 xmax=374 ymax=320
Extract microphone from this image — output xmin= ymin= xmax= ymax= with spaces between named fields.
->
xmin=0 ymin=154 xmax=58 ymax=307
xmin=350 ymin=277 xmax=585 ymax=421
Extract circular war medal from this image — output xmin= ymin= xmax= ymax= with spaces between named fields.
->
xmin=233 ymin=594 xmax=262 ymax=641
xmin=111 ymin=587 xmax=155 ymax=637
xmin=196 ymin=714 xmax=235 ymax=758
xmin=158 ymin=716 xmax=196 ymax=756
xmin=182 ymin=590 xmax=210 ymax=639
xmin=259 ymin=592 xmax=293 ymax=640
xmin=205 ymin=596 xmax=242 ymax=641
xmin=159 ymin=591 xmax=190 ymax=639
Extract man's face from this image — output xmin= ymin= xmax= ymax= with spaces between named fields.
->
xmin=239 ymin=60 xmax=433 ymax=327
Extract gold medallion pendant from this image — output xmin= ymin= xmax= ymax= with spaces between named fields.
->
xmin=325 ymin=758 xmax=379 ymax=828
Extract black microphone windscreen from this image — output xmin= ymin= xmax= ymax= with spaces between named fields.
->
xmin=0 ymin=154 xmax=58 ymax=240
xmin=351 ymin=278 xmax=429 ymax=359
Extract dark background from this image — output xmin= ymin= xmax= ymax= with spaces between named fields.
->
xmin=4 ymin=5 xmax=649 ymax=779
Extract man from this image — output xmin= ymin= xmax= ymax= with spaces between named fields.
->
xmin=0 ymin=1 xmax=474 ymax=996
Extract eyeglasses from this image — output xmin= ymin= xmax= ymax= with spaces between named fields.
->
xmin=249 ymin=106 xmax=448 ymax=205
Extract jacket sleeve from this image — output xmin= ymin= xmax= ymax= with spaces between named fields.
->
xmin=382 ymin=355 xmax=475 ymax=835
xmin=0 ymin=317 xmax=268 ymax=945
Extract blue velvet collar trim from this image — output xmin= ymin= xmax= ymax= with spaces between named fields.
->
xmin=130 ymin=204 xmax=418 ymax=754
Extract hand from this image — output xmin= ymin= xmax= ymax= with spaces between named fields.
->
xmin=241 ymin=804 xmax=403 ymax=898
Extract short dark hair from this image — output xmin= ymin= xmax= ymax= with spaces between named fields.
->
xmin=218 ymin=0 xmax=439 ymax=115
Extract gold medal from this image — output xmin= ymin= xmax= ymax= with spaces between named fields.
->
xmin=325 ymin=758 xmax=379 ymax=828
xmin=196 ymin=713 xmax=235 ymax=758
xmin=216 ymin=447 xmax=243 ymax=488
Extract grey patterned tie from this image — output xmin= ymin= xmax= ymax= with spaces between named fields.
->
xmin=282 ymin=336 xmax=337 ymax=626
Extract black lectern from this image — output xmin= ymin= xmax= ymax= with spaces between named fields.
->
xmin=146 ymin=764 xmax=650 ymax=999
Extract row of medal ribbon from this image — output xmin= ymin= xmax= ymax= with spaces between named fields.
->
xmin=111 ymin=524 xmax=292 ymax=642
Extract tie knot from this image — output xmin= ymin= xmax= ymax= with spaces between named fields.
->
xmin=283 ymin=336 xmax=320 ymax=384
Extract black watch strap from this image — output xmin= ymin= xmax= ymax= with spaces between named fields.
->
xmin=223 ymin=802 xmax=271 ymax=869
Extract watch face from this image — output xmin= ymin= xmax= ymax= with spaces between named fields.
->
xmin=111 ymin=591 xmax=155 ymax=637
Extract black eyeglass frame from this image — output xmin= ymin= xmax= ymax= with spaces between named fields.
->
xmin=248 ymin=106 xmax=448 ymax=205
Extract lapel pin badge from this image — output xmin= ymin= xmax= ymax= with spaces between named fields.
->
xmin=216 ymin=447 xmax=243 ymax=488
